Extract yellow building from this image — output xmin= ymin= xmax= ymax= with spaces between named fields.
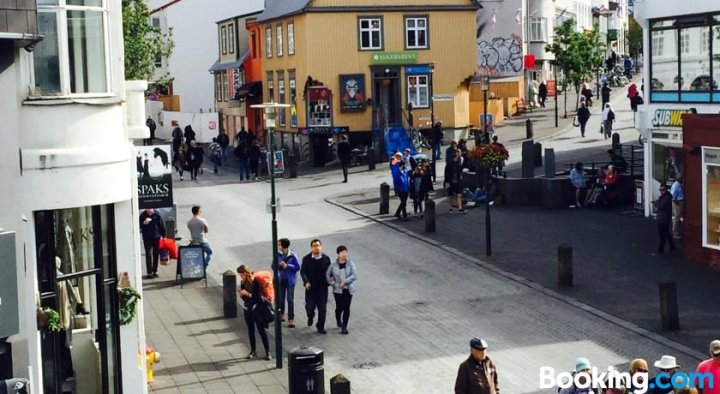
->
xmin=255 ymin=0 xmax=479 ymax=164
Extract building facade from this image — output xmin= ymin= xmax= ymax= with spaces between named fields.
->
xmin=634 ymin=1 xmax=720 ymax=267
xmin=256 ymin=0 xmax=479 ymax=164
xmin=1 ymin=0 xmax=148 ymax=392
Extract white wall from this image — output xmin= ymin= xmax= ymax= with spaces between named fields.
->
xmin=634 ymin=0 xmax=718 ymax=24
xmin=148 ymin=0 xmax=264 ymax=113
xmin=476 ymin=0 xmax=524 ymax=76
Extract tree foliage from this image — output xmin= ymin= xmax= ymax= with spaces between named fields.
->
xmin=628 ymin=16 xmax=643 ymax=58
xmin=122 ymin=0 xmax=174 ymax=81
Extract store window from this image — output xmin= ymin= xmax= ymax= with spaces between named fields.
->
xmin=265 ymin=27 xmax=272 ymax=58
xmin=358 ymin=17 xmax=383 ymax=50
xmin=34 ymin=0 xmax=109 ymax=96
xmin=277 ymin=71 xmax=286 ymax=126
xmin=405 ymin=16 xmax=428 ymax=49
xmin=407 ymin=75 xmax=429 ymax=108
xmin=287 ymin=23 xmax=295 ymax=55
xmin=649 ymin=14 xmax=720 ymax=103
xmin=35 ymin=205 xmax=120 ymax=394
xmin=267 ymin=71 xmax=274 ymax=102
xmin=530 ymin=17 xmax=548 ymax=42
xmin=276 ymin=24 xmax=283 ymax=56
xmin=703 ymin=147 xmax=720 ymax=250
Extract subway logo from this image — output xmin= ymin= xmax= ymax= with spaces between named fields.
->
xmin=651 ymin=109 xmax=692 ymax=127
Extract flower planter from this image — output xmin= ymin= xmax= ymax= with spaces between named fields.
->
xmin=125 ymin=80 xmax=149 ymax=140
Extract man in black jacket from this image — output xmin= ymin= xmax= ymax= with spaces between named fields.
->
xmin=337 ymin=136 xmax=352 ymax=183
xmin=139 ymin=208 xmax=166 ymax=279
xmin=300 ymin=239 xmax=331 ymax=334
xmin=432 ymin=121 xmax=443 ymax=160
xmin=655 ymin=185 xmax=675 ymax=254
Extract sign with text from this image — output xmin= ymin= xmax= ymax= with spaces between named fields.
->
xmin=370 ymin=51 xmax=418 ymax=65
xmin=432 ymin=94 xmax=453 ymax=102
xmin=0 ymin=231 xmax=18 ymax=338
xmin=178 ymin=245 xmax=206 ymax=280
xmin=547 ymin=80 xmax=557 ymax=97
xmin=651 ymin=109 xmax=692 ymax=127
xmin=136 ymin=145 xmax=174 ymax=209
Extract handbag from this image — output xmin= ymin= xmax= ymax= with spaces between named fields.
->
xmin=251 ymin=296 xmax=275 ymax=325
xmin=572 ymin=117 xmax=580 ymax=127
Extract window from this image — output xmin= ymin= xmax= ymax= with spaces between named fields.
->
xmin=702 ymin=30 xmax=709 ymax=52
xmin=251 ymin=31 xmax=257 ymax=58
xmin=265 ymin=27 xmax=272 ymax=58
xmin=34 ymin=1 xmax=109 ymax=96
xmin=35 ymin=205 xmax=121 ymax=394
xmin=221 ymin=26 xmax=227 ymax=55
xmin=359 ymin=17 xmax=382 ymax=50
xmin=215 ymin=73 xmax=222 ymax=102
xmin=680 ymin=26 xmax=711 ymax=94
xmin=405 ymin=16 xmax=428 ymax=49
xmin=530 ymin=17 xmax=548 ymax=42
xmin=652 ymin=31 xmax=665 ymax=57
xmin=276 ymin=25 xmax=283 ymax=56
xmin=287 ymin=23 xmax=295 ymax=55
xmin=277 ymin=71 xmax=285 ymax=126
xmin=407 ymin=75 xmax=429 ymax=108
xmin=267 ymin=71 xmax=274 ymax=102
xmin=152 ymin=17 xmax=160 ymax=28
xmin=228 ymin=24 xmax=235 ymax=54
xmin=222 ymin=71 xmax=228 ymax=102
xmin=680 ymin=31 xmax=690 ymax=54
xmin=289 ymin=70 xmax=297 ymax=127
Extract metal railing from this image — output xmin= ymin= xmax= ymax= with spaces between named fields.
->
xmin=563 ymin=144 xmax=644 ymax=176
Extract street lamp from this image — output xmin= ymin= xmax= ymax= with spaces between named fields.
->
xmin=429 ymin=63 xmax=436 ymax=182
xmin=250 ymin=102 xmax=290 ymax=369
xmin=480 ymin=75 xmax=492 ymax=257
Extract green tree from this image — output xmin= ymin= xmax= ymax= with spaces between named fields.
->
xmin=546 ymin=20 xmax=604 ymax=117
xmin=122 ymin=0 xmax=174 ymax=81
xmin=628 ymin=16 xmax=643 ymax=58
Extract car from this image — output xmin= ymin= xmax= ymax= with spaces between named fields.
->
xmin=690 ymin=75 xmax=718 ymax=90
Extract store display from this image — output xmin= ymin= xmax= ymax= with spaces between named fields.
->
xmin=704 ymin=148 xmax=720 ymax=249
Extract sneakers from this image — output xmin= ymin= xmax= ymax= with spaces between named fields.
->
xmin=458 ymin=209 xmax=467 ymax=214
xmin=341 ymin=328 xmax=349 ymax=335
xmin=264 ymin=353 xmax=272 ymax=361
xmin=288 ymin=320 xmax=295 ymax=328
xmin=307 ymin=317 xmax=314 ymax=327
xmin=448 ymin=208 xmax=454 ymax=213
xmin=245 ymin=352 xmax=257 ymax=360
xmin=317 ymin=328 xmax=327 ymax=334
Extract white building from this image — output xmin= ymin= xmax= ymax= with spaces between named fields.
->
xmin=1 ymin=0 xmax=149 ymax=393
xmin=148 ymin=0 xmax=264 ymax=113
xmin=634 ymin=1 xmax=720 ymax=217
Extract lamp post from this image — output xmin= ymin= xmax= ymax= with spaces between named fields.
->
xmin=480 ymin=76 xmax=491 ymax=257
xmin=554 ymin=64 xmax=558 ymax=128
xmin=429 ymin=63 xmax=436 ymax=182
xmin=251 ymin=102 xmax=290 ymax=369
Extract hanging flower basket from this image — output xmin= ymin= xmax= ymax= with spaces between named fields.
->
xmin=37 ymin=307 xmax=63 ymax=333
xmin=468 ymin=143 xmax=509 ymax=169
xmin=118 ymin=272 xmax=141 ymax=326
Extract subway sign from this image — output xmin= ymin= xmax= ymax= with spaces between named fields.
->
xmin=651 ymin=109 xmax=692 ymax=127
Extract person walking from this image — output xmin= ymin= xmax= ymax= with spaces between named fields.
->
xmin=410 ymin=164 xmax=429 ymax=216
xmin=217 ymin=129 xmax=230 ymax=163
xmin=530 ymin=79 xmax=540 ymax=107
xmin=171 ymin=126 xmax=183 ymax=167
xmin=139 ymin=208 xmax=165 ymax=279
xmin=655 ymin=185 xmax=676 ymax=254
xmin=236 ymin=265 xmax=272 ymax=361
xmin=601 ymin=103 xmax=615 ymax=139
xmin=173 ymin=144 xmax=186 ymax=181
xmin=601 ymin=82 xmax=611 ymax=109
xmin=326 ymin=245 xmax=357 ymax=334
xmin=454 ymin=338 xmax=499 ymax=394
xmin=187 ymin=205 xmax=213 ymax=268
xmin=577 ymin=102 xmax=591 ymax=137
xmin=300 ymin=239 xmax=332 ymax=334
xmin=273 ymin=238 xmax=300 ymax=328
xmin=647 ymin=355 xmax=680 ymax=394
xmin=671 ymin=176 xmax=684 ymax=239
xmin=145 ymin=117 xmax=157 ymax=146
xmin=184 ymin=125 xmax=196 ymax=151
xmin=234 ymin=139 xmax=251 ymax=182
xmin=538 ymin=80 xmax=548 ymax=108
xmin=391 ymin=152 xmax=410 ymax=220
xmin=337 ymin=135 xmax=352 ymax=183
xmin=432 ymin=121 xmax=443 ymax=160
xmin=209 ymin=138 xmax=222 ymax=174
xmin=695 ymin=340 xmax=720 ymax=394
xmin=249 ymin=140 xmax=261 ymax=180
xmin=445 ymin=151 xmax=466 ymax=213
xmin=188 ymin=140 xmax=203 ymax=181
xmin=569 ymin=162 xmax=587 ymax=208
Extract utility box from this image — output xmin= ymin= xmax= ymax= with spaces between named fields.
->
xmin=0 ymin=231 xmax=18 ymax=339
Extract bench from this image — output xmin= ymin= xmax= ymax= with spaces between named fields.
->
xmin=515 ymin=98 xmax=532 ymax=115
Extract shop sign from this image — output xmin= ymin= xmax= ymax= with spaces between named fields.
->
xmin=547 ymin=80 xmax=557 ymax=97
xmin=433 ymin=94 xmax=453 ymax=102
xmin=370 ymin=51 xmax=418 ymax=65
xmin=0 ymin=231 xmax=18 ymax=338
xmin=405 ymin=65 xmax=430 ymax=75
xmin=135 ymin=145 xmax=174 ymax=209
xmin=651 ymin=109 xmax=692 ymax=127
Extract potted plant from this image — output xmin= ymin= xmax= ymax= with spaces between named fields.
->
xmin=118 ymin=272 xmax=141 ymax=325
xmin=37 ymin=307 xmax=63 ymax=333
xmin=468 ymin=143 xmax=509 ymax=169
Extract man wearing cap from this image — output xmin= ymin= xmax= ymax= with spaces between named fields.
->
xmin=695 ymin=340 xmax=720 ymax=394
xmin=647 ymin=355 xmax=679 ymax=394
xmin=559 ymin=358 xmax=596 ymax=394
xmin=454 ymin=338 xmax=499 ymax=394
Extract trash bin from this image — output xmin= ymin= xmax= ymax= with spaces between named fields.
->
xmin=288 ymin=346 xmax=324 ymax=394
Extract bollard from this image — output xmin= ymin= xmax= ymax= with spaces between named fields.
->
xmin=557 ymin=245 xmax=573 ymax=287
xmin=330 ymin=374 xmax=351 ymax=394
xmin=367 ymin=148 xmax=376 ymax=171
xmin=424 ymin=199 xmax=436 ymax=233
xmin=223 ymin=270 xmax=238 ymax=318
xmin=544 ymin=148 xmax=556 ymax=178
xmin=380 ymin=182 xmax=390 ymax=214
xmin=521 ymin=140 xmax=534 ymax=178
xmin=526 ymin=119 xmax=533 ymax=139
xmin=533 ymin=142 xmax=543 ymax=167
xmin=288 ymin=152 xmax=298 ymax=179
xmin=659 ymin=282 xmax=680 ymax=331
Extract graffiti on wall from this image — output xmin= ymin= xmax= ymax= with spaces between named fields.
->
xmin=477 ymin=34 xmax=523 ymax=76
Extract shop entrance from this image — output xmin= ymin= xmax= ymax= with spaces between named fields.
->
xmin=372 ymin=67 xmax=402 ymax=129
xmin=35 ymin=205 xmax=121 ymax=394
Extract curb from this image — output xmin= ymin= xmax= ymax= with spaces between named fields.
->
xmin=324 ymin=192 xmax=706 ymax=362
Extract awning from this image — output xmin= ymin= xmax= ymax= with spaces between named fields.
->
xmin=235 ymin=81 xmax=262 ymax=100
xmin=208 ymin=50 xmax=249 ymax=72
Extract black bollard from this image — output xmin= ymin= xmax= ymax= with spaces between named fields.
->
xmin=367 ymin=148 xmax=376 ymax=171
xmin=288 ymin=152 xmax=298 ymax=178
xmin=659 ymin=282 xmax=680 ymax=331
xmin=533 ymin=142 xmax=543 ymax=167
xmin=557 ymin=245 xmax=573 ymax=287
xmin=544 ymin=148 xmax=556 ymax=178
xmin=521 ymin=140 xmax=534 ymax=178
xmin=380 ymin=182 xmax=390 ymax=214
xmin=223 ymin=270 xmax=238 ymax=318
xmin=526 ymin=118 xmax=533 ymax=139
xmin=425 ymin=199 xmax=436 ymax=233
xmin=330 ymin=374 xmax=351 ymax=394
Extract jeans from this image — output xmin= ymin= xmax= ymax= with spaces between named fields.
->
xmin=221 ymin=146 xmax=227 ymax=163
xmin=341 ymin=162 xmax=349 ymax=182
xmin=305 ymin=289 xmax=328 ymax=330
xmin=657 ymin=222 xmax=676 ymax=253
xmin=465 ymin=188 xmax=487 ymax=204
xmin=278 ymin=280 xmax=295 ymax=320
xmin=334 ymin=290 xmax=352 ymax=329
xmin=395 ymin=191 xmax=408 ymax=218
xmin=194 ymin=239 xmax=213 ymax=268
xmin=239 ymin=159 xmax=251 ymax=181
xmin=243 ymin=309 xmax=269 ymax=354
xmin=433 ymin=143 xmax=441 ymax=160
xmin=580 ymin=122 xmax=588 ymax=136
xmin=211 ymin=155 xmax=221 ymax=173
xmin=143 ymin=237 xmax=160 ymax=276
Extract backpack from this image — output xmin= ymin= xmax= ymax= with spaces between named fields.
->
xmin=608 ymin=110 xmax=615 ymax=121
xmin=254 ymin=271 xmax=274 ymax=301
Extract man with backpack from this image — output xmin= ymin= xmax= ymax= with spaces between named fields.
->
xmin=217 ymin=129 xmax=230 ymax=163
xmin=272 ymin=238 xmax=300 ymax=328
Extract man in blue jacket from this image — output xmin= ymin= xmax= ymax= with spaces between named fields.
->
xmin=273 ymin=238 xmax=300 ymax=327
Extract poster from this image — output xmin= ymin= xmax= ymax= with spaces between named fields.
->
xmin=339 ymin=74 xmax=366 ymax=112
xmin=136 ymin=145 xmax=174 ymax=209
xmin=178 ymin=246 xmax=205 ymax=280
xmin=307 ymin=87 xmax=332 ymax=127
xmin=547 ymin=80 xmax=557 ymax=97
xmin=268 ymin=150 xmax=285 ymax=174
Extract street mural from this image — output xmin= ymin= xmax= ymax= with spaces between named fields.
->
xmin=477 ymin=35 xmax=523 ymax=75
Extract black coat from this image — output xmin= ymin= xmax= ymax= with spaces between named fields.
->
xmin=300 ymin=253 xmax=331 ymax=291
xmin=139 ymin=211 xmax=165 ymax=240
xmin=538 ymin=83 xmax=548 ymax=98
xmin=184 ymin=126 xmax=196 ymax=142
xmin=337 ymin=141 xmax=352 ymax=164
xmin=432 ymin=124 xmax=444 ymax=144
xmin=656 ymin=193 xmax=673 ymax=224
xmin=601 ymin=86 xmax=611 ymax=102
xmin=577 ymin=107 xmax=591 ymax=123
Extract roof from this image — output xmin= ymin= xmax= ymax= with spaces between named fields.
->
xmin=208 ymin=50 xmax=250 ymax=72
xmin=255 ymin=0 xmax=310 ymax=23
xmin=216 ymin=10 xmax=264 ymax=25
